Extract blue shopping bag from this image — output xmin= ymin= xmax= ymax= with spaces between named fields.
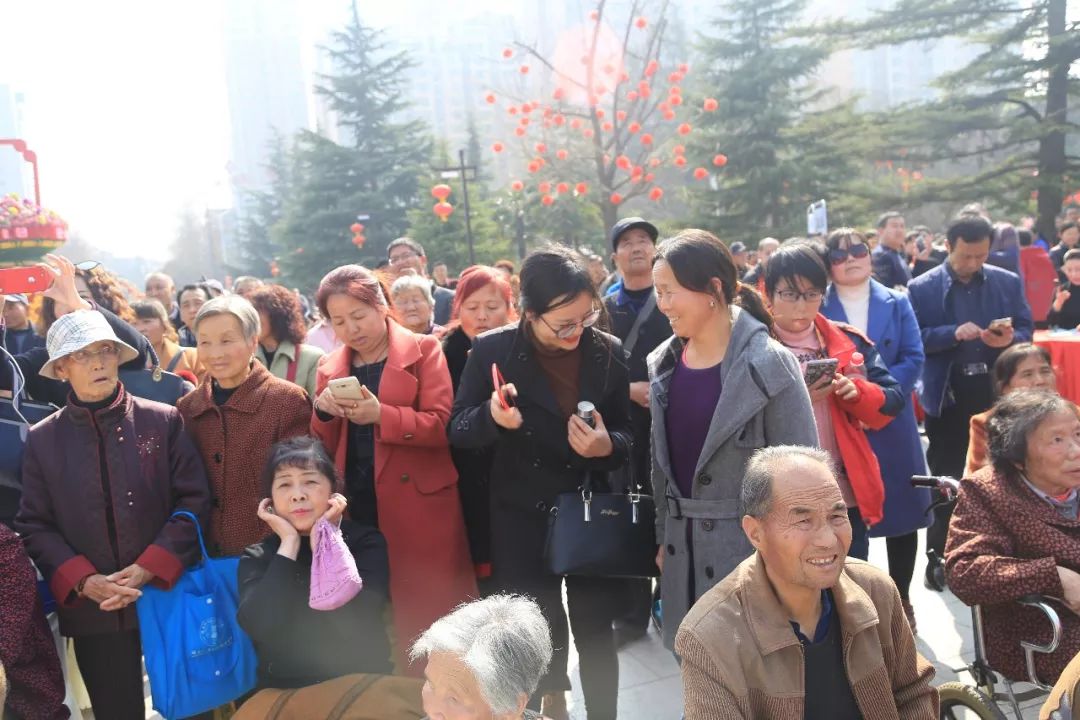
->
xmin=136 ymin=510 xmax=257 ymax=719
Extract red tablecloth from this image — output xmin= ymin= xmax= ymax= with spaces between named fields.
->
xmin=1034 ymin=330 xmax=1080 ymax=405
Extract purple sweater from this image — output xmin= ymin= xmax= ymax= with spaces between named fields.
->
xmin=665 ymin=355 xmax=723 ymax=499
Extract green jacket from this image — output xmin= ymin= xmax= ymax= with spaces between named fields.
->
xmin=256 ymin=340 xmax=324 ymax=398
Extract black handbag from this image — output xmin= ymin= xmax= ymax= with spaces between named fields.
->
xmin=118 ymin=344 xmax=194 ymax=406
xmin=543 ymin=476 xmax=659 ymax=578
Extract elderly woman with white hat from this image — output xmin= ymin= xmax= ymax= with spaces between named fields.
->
xmin=15 ymin=309 xmax=210 ymax=720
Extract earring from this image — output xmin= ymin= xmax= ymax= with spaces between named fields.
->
xmin=709 ymin=300 xmax=716 ymax=308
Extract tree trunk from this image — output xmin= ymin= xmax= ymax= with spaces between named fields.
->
xmin=1037 ymin=0 xmax=1068 ymax=243
xmin=601 ymin=200 xmax=618 ymax=239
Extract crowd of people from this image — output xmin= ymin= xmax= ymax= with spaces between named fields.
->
xmin=0 ymin=200 xmax=1079 ymax=720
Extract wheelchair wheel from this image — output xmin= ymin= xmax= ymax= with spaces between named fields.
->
xmin=938 ymin=681 xmax=1008 ymax=720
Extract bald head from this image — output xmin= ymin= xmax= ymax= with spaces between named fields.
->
xmin=145 ymin=272 xmax=175 ymax=309
xmin=740 ymin=446 xmax=836 ymax=519
xmin=757 ymin=238 xmax=780 ymax=268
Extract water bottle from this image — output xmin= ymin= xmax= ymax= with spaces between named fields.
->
xmin=846 ymin=352 xmax=866 ymax=379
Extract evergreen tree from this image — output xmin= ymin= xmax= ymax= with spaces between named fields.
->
xmin=688 ymin=0 xmax=865 ymax=244
xmin=275 ymin=5 xmax=430 ymax=289
xmin=823 ymin=0 xmax=1080 ymax=240
xmin=232 ymin=130 xmax=293 ymax=278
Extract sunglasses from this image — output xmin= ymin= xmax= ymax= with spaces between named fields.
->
xmin=75 ymin=260 xmax=102 ymax=272
xmin=827 ymin=243 xmax=870 ymax=266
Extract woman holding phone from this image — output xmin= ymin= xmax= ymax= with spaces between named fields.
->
xmin=309 ymin=264 xmax=475 ymax=676
xmin=449 ymin=245 xmax=632 ymax=720
xmin=766 ymin=242 xmax=905 ymax=560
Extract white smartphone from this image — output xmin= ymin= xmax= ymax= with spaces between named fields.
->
xmin=328 ymin=376 xmax=366 ymax=401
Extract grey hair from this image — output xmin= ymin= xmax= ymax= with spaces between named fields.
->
xmin=232 ymin=275 xmax=264 ymax=293
xmin=740 ymin=445 xmax=835 ymax=518
xmin=390 ymin=274 xmax=435 ymax=306
xmin=987 ymin=390 xmax=1077 ymax=478
xmin=192 ymin=295 xmax=261 ymax=341
xmin=410 ymin=595 xmax=553 ymax=714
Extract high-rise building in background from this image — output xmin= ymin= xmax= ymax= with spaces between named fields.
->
xmin=220 ymin=0 xmax=312 ymax=267
xmin=0 ymin=85 xmax=28 ymax=198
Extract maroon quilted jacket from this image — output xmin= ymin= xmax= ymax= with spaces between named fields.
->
xmin=945 ymin=465 xmax=1080 ymax=684
xmin=15 ymin=385 xmax=209 ymax=636
xmin=0 ymin=524 xmax=67 ymax=719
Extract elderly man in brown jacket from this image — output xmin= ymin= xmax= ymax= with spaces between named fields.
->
xmin=676 ymin=446 xmax=937 ymax=719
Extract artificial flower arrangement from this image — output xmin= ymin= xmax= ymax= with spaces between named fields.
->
xmin=0 ymin=193 xmax=67 ymax=267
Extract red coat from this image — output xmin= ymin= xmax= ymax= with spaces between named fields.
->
xmin=311 ymin=320 xmax=477 ymax=675
xmin=815 ymin=315 xmax=896 ymax=526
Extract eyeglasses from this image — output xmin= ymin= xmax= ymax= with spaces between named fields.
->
xmin=67 ymin=344 xmax=119 ymax=364
xmin=389 ymin=252 xmax=420 ymax=265
xmin=540 ymin=307 xmax=601 ymax=339
xmin=774 ymin=289 xmax=824 ymax=304
xmin=827 ymin=244 xmax=870 ymax=266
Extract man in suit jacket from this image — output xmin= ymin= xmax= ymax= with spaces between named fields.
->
xmin=908 ymin=215 xmax=1033 ymax=590
xmin=603 ymin=216 xmax=672 ymax=644
xmin=872 ymin=211 xmax=913 ymax=290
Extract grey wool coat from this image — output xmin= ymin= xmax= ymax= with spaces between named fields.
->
xmin=648 ymin=307 xmax=818 ymax=648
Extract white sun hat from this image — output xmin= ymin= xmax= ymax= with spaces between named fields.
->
xmin=40 ymin=310 xmax=139 ymax=380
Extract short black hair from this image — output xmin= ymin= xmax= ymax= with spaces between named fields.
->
xmin=519 ymin=244 xmax=599 ymax=316
xmin=764 ymin=242 xmax=829 ymax=295
xmin=876 ymin=211 xmax=903 ymax=229
xmin=1061 ymin=221 xmax=1080 ymax=236
xmin=1018 ymin=229 xmax=1034 ymax=247
xmin=387 ymin=237 xmax=425 ymax=258
xmin=261 ymin=436 xmax=339 ymax=498
xmin=946 ymin=216 xmax=994 ymax=248
xmin=1064 ymin=248 xmax=1080 ymax=264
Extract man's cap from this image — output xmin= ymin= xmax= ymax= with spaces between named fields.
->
xmin=4 ymin=293 xmax=29 ymax=305
xmin=729 ymin=242 xmax=747 ymax=254
xmin=610 ymin=217 xmax=659 ymax=251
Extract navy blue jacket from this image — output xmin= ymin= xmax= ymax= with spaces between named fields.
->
xmin=871 ymin=246 xmax=912 ymax=289
xmin=908 ymin=263 xmax=1033 ymax=416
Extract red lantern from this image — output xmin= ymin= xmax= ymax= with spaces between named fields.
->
xmin=616 ymin=110 xmax=627 ymax=122
xmin=556 ymin=182 xmax=569 ymax=194
xmin=508 ymin=106 xmax=518 ymax=115
xmin=616 ymin=155 xmax=631 ymax=170
xmin=486 ymin=93 xmax=496 ymax=104
xmin=703 ymin=98 xmax=719 ymax=112
xmin=431 ymin=184 xmax=452 ymax=201
xmin=713 ymin=154 xmax=728 ymax=167
xmin=663 ymin=110 xmax=676 ymax=121
xmin=492 ymin=142 xmax=504 ymax=153
xmin=270 ymin=260 xmax=280 ymax=277
xmin=631 ymin=165 xmax=644 ymax=179
xmin=520 ymin=65 xmax=530 ymax=74
xmin=556 ymin=149 xmax=569 ymax=160
xmin=527 ymin=161 xmax=540 ymax=173
xmin=644 ymin=60 xmax=658 ymax=77
xmin=627 ymin=90 xmax=639 ymax=102
xmin=553 ymin=114 xmax=565 ymax=126
xmin=583 ymin=128 xmax=594 ymax=139
xmin=678 ymin=62 xmax=690 ymax=74
xmin=649 ymin=157 xmax=662 ymax=167
xmin=601 ymin=121 xmax=613 ymax=132
xmin=433 ymin=202 xmax=454 ymax=222
xmin=570 ymin=118 xmax=582 ymax=130
xmin=535 ymin=142 xmax=547 ymax=154
xmin=674 ymin=156 xmax=687 ymax=167
xmin=541 ymin=194 xmax=555 ymax=206
xmin=575 ymin=182 xmax=588 ymax=195
xmin=668 ymin=72 xmax=681 ymax=84
xmin=673 ymin=144 xmax=685 ymax=155
xmin=610 ymin=192 xmax=623 ymax=205
xmin=670 ymin=95 xmax=683 ymax=106
xmin=640 ymin=133 xmax=654 ymax=145
xmin=628 ymin=122 xmax=641 ymax=134
xmin=553 ymin=87 xmax=565 ymax=100
xmin=503 ymin=48 xmax=513 ymax=59
xmin=595 ymin=109 xmax=605 ymax=119
xmin=603 ymin=64 xmax=616 ymax=75
xmin=511 ymin=180 xmax=524 ymax=192
xmin=650 ymin=187 xmax=664 ymax=201
xmin=520 ymin=117 xmax=530 ymax=126
xmin=538 ymin=181 xmax=552 ymax=194
xmin=635 ymin=16 xmax=648 ymax=29
xmin=350 ymin=223 xmax=364 ymax=234
xmin=645 ymin=172 xmax=655 ymax=182
xmin=352 ymin=234 xmax=366 ymax=247
xmin=669 ymin=85 xmax=682 ymax=96
xmin=693 ymin=167 xmax=708 ymax=180
xmin=515 ymin=127 xmax=526 ymax=137
xmin=678 ymin=123 xmax=692 ymax=136
xmin=589 ymin=9 xmax=599 ymax=20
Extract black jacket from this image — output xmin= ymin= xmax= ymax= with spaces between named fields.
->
xmin=1047 ymin=282 xmax=1080 ymax=330
xmin=0 ymin=303 xmax=151 ymax=405
xmin=443 ymin=326 xmax=494 ymax=569
xmin=602 ymin=288 xmax=671 ymax=493
xmin=237 ymin=520 xmax=393 ymax=689
xmin=448 ymin=324 xmax=632 ymax=514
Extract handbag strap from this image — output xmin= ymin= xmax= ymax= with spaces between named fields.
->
xmin=170 ymin=510 xmax=210 ymax=561
xmin=621 ymin=290 xmax=657 ymax=359
xmin=165 ymin=351 xmax=184 ymax=373
xmin=327 ymin=675 xmax=382 ymax=720
xmin=286 ymin=356 xmax=298 ymax=383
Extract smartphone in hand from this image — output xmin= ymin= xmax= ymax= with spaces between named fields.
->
xmin=0 ymin=266 xmax=53 ymax=295
xmin=328 ymin=376 xmax=366 ymax=401
xmin=491 ymin=363 xmax=516 ymax=410
xmin=803 ymin=358 xmax=839 ymax=387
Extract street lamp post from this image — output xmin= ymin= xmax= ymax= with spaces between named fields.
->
xmin=434 ymin=150 xmax=478 ymax=266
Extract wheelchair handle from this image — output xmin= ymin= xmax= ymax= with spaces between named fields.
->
xmin=1017 ymin=595 xmax=1063 ymax=690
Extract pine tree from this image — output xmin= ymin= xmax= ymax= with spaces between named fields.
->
xmin=823 ymin=0 xmax=1080 ymax=240
xmin=232 ymin=130 xmax=293 ymax=278
xmin=275 ymin=5 xmax=431 ymax=289
xmin=688 ymin=0 xmax=865 ymax=244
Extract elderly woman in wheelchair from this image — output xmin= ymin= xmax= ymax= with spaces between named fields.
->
xmin=944 ymin=390 xmax=1080 ymax=710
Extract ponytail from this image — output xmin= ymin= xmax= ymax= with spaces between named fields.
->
xmin=732 ymin=281 xmax=773 ymax=331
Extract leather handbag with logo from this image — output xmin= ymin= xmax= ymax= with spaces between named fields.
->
xmin=543 ymin=474 xmax=659 ymax=579
xmin=119 ymin=344 xmax=193 ymax=406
